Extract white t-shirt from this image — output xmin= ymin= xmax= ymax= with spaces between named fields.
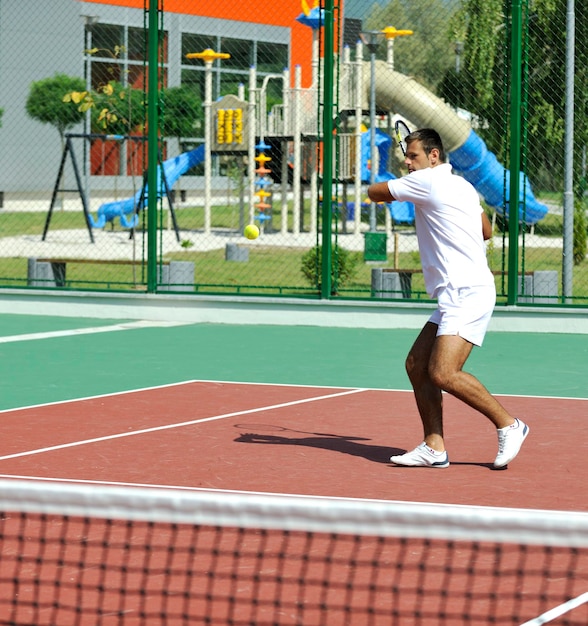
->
xmin=387 ymin=163 xmax=494 ymax=297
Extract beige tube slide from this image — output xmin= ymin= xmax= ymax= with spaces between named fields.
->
xmin=369 ymin=61 xmax=471 ymax=153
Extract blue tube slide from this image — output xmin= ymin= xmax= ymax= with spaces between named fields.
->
xmin=371 ymin=63 xmax=548 ymax=226
xmin=449 ymin=130 xmax=548 ymax=225
xmin=360 ymin=129 xmax=415 ymax=224
xmin=89 ymin=144 xmax=205 ymax=229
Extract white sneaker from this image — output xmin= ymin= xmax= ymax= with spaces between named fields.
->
xmin=390 ymin=442 xmax=449 ymax=468
xmin=493 ymin=419 xmax=529 ymax=468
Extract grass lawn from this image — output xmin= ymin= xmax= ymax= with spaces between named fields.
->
xmin=0 ymin=201 xmax=586 ymax=303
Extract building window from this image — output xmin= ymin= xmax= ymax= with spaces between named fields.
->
xmin=91 ymin=24 xmax=124 ymax=56
xmin=220 ymin=37 xmax=254 ymax=71
xmin=88 ymin=23 xmax=168 ymax=90
xmin=127 ymin=26 xmax=146 ymax=62
xmin=180 ymin=33 xmax=290 ymax=104
xmin=256 ymin=41 xmax=288 ymax=74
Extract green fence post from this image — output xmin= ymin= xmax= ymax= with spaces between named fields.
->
xmin=320 ymin=0 xmax=334 ymax=299
xmin=146 ymin=0 xmax=160 ymax=293
xmin=507 ymin=0 xmax=522 ymax=305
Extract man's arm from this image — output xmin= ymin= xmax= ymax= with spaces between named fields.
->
xmin=368 ymin=182 xmax=395 ymax=203
xmin=481 ymin=211 xmax=493 ymax=241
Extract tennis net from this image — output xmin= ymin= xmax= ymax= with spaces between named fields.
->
xmin=0 ymin=478 xmax=587 ymax=625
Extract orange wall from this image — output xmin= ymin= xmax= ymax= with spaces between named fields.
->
xmin=79 ymin=0 xmax=317 ymax=85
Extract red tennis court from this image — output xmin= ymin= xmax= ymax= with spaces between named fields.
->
xmin=0 ymin=379 xmax=587 ymax=624
xmin=0 ymin=379 xmax=585 ymax=511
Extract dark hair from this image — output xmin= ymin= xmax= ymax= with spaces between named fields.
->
xmin=405 ymin=128 xmax=446 ymax=163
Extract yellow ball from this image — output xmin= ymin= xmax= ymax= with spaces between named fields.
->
xmin=244 ymin=224 xmax=260 ymax=240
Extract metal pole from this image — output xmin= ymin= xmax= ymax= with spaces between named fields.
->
xmin=562 ymin=0 xmax=575 ymax=302
xmin=386 ymin=37 xmax=394 ymax=71
xmin=353 ymin=40 xmax=363 ymax=236
xmin=507 ymin=0 xmax=523 ymax=305
xmin=293 ymin=66 xmax=302 ymax=235
xmin=320 ymin=0 xmax=334 ymax=298
xmin=248 ymin=66 xmax=256 ymax=225
xmin=81 ymin=15 xmax=99 ymax=216
xmin=369 ymin=50 xmax=377 ymax=232
xmin=455 ymin=41 xmax=463 ymax=74
xmin=84 ymin=29 xmax=92 ymax=210
xmin=203 ymin=59 xmax=213 ymax=235
xmin=146 ymin=0 xmax=160 ymax=293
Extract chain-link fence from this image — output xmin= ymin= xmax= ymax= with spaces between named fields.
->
xmin=0 ymin=0 xmax=585 ymax=305
xmin=333 ymin=0 xmax=588 ymax=305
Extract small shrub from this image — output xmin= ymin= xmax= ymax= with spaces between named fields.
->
xmin=26 ymin=74 xmax=86 ymax=137
xmin=301 ymin=245 xmax=359 ymax=294
xmin=573 ymin=197 xmax=587 ymax=265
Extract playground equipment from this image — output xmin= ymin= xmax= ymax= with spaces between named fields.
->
xmin=186 ymin=48 xmax=231 ymax=235
xmin=43 ymin=134 xmax=203 ymax=242
xmin=367 ymin=62 xmax=548 ymax=225
xmin=238 ymin=7 xmax=548 ymax=235
xmin=89 ymin=145 xmax=205 ymax=234
xmin=253 ymin=140 xmax=274 ymax=231
xmin=47 ymin=2 xmax=547 ymax=243
xmin=360 ymin=129 xmax=414 ymax=224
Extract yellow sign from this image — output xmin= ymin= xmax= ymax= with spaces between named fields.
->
xmin=216 ymin=108 xmax=243 ymax=145
xmin=211 ymin=95 xmax=248 ymax=152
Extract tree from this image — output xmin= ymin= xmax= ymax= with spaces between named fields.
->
xmin=445 ymin=0 xmax=588 ymax=264
xmin=90 ymin=81 xmax=145 ymax=134
xmin=62 ymin=80 xmax=145 ymax=135
xmin=437 ymin=0 xmax=506 ymax=157
xmin=364 ymin=0 xmax=458 ymax=92
xmin=440 ymin=0 xmax=588 ymax=195
xmin=25 ymin=74 xmax=86 ymax=138
xmin=159 ymin=85 xmax=203 ymax=200
xmin=525 ymin=0 xmax=588 ymax=196
xmin=160 ymin=85 xmax=202 ymax=140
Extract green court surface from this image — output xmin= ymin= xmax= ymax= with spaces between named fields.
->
xmin=0 ymin=313 xmax=586 ymax=410
xmin=0 ymin=314 xmax=133 ymax=336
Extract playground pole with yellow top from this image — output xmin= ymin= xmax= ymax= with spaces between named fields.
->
xmin=185 ymin=48 xmax=230 ymax=235
xmin=381 ymin=26 xmax=413 ymax=72
xmin=381 ymin=27 xmax=413 ymax=237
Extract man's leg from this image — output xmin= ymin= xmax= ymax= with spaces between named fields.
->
xmin=427 ymin=333 xmax=514 ymax=429
xmin=389 ymin=322 xmax=450 ymax=467
xmin=405 ymin=322 xmax=445 ymax=451
xmin=427 ymin=333 xmax=529 ymax=468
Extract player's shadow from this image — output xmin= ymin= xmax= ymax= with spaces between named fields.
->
xmin=234 ymin=427 xmax=403 ymax=464
xmin=234 ymin=425 xmax=497 ymax=469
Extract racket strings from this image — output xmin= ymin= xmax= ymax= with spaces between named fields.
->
xmin=395 ymin=120 xmax=411 ymax=156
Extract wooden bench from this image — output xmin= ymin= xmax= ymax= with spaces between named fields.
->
xmin=27 ymin=258 xmax=194 ymax=291
xmin=371 ymin=268 xmax=422 ymax=299
xmin=372 ymin=268 xmax=558 ymax=302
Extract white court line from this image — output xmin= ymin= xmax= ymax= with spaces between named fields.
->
xmin=519 ymin=591 xmax=588 ymax=625
xmin=0 ymin=378 xmax=391 ymax=415
xmin=0 ymin=375 xmax=583 ymax=417
xmin=0 ymin=474 xmax=389 ymax=502
xmin=0 ymin=319 xmax=190 ymax=344
xmin=0 ymin=387 xmax=367 ymax=462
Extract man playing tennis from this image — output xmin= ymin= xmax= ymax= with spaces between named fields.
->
xmin=368 ymin=128 xmax=528 ymax=469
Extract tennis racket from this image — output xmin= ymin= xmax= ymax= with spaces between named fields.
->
xmin=395 ymin=120 xmax=411 ymax=156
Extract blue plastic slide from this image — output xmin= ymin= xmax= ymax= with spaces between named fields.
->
xmin=370 ymin=63 xmax=548 ymax=225
xmin=360 ymin=128 xmax=548 ymax=226
xmin=360 ymin=129 xmax=415 ymax=224
xmin=89 ymin=145 xmax=205 ymax=229
xmin=449 ymin=130 xmax=548 ymax=225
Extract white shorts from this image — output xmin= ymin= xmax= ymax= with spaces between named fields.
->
xmin=429 ymin=284 xmax=496 ymax=347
